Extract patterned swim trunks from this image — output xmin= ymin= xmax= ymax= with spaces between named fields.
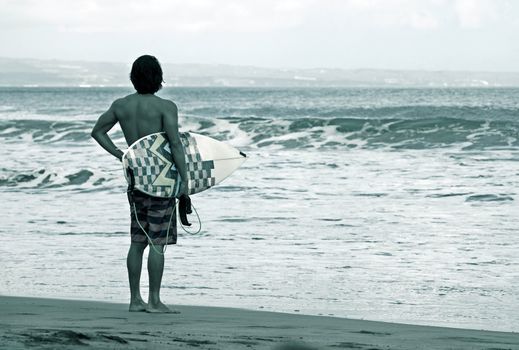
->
xmin=128 ymin=189 xmax=177 ymax=245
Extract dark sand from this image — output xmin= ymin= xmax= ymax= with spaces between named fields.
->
xmin=0 ymin=295 xmax=518 ymax=349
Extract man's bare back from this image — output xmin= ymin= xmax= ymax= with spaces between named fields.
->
xmin=91 ymin=92 xmax=187 ymax=188
xmin=114 ymin=93 xmax=177 ymax=146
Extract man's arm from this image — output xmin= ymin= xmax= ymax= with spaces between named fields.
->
xmin=91 ymin=100 xmax=124 ymax=161
xmin=163 ymin=101 xmax=189 ymax=194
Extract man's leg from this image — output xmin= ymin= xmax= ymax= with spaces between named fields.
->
xmin=147 ymin=244 xmax=178 ymax=313
xmin=127 ymin=241 xmax=148 ymax=311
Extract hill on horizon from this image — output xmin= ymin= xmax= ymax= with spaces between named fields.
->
xmin=1 ymin=57 xmax=518 ymax=87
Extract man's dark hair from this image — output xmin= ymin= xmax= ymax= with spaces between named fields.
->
xmin=130 ymin=55 xmax=164 ymax=94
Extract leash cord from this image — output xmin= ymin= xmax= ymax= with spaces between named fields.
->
xmin=130 ymin=194 xmax=202 ymax=255
xmin=131 ymin=197 xmax=177 ymax=256
xmin=179 ymin=202 xmax=202 ymax=235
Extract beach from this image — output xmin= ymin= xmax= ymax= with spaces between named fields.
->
xmin=1 ymin=87 xmax=519 ymax=334
xmin=1 ymin=295 xmax=518 ymax=350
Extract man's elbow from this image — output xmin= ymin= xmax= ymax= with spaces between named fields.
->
xmin=90 ymin=129 xmax=101 ymax=141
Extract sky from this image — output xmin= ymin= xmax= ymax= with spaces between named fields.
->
xmin=1 ymin=0 xmax=518 ymax=71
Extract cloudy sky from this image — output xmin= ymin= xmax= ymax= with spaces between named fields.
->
xmin=1 ymin=0 xmax=518 ymax=71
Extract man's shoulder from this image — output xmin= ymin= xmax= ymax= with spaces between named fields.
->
xmin=156 ymin=96 xmax=177 ymax=111
xmin=111 ymin=94 xmax=177 ymax=116
xmin=111 ymin=95 xmax=132 ymax=108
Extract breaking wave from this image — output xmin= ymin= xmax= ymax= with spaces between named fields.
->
xmin=1 ymin=110 xmax=518 ymax=151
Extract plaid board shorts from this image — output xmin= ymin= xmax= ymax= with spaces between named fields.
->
xmin=128 ymin=189 xmax=177 ymax=245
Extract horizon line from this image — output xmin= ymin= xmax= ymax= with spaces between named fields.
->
xmin=1 ymin=56 xmax=518 ymax=74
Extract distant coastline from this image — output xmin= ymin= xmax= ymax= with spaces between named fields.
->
xmin=1 ymin=57 xmax=519 ymax=88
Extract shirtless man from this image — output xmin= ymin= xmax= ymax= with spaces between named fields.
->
xmin=91 ymin=55 xmax=188 ymax=313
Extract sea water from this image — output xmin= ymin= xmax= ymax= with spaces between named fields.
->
xmin=0 ymin=87 xmax=518 ymax=332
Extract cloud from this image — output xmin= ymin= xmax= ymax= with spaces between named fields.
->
xmin=332 ymin=0 xmax=441 ymax=29
xmin=0 ymin=0 xmax=516 ymax=70
xmin=1 ymin=0 xmax=510 ymax=34
xmin=0 ymin=0 xmax=315 ymax=33
xmin=454 ymin=0 xmax=498 ymax=28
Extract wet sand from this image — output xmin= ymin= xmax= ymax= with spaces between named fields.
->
xmin=0 ymin=295 xmax=518 ymax=349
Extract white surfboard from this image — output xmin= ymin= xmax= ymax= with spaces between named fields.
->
xmin=122 ymin=132 xmax=246 ymax=198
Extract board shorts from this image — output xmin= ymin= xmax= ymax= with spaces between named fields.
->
xmin=128 ymin=189 xmax=177 ymax=245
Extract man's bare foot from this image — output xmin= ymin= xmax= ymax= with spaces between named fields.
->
xmin=129 ymin=299 xmax=148 ymax=312
xmin=146 ymin=301 xmax=180 ymax=314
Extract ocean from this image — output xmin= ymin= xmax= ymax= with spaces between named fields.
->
xmin=1 ymin=87 xmax=518 ymax=332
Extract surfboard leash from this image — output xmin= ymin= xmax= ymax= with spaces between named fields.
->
xmin=130 ymin=199 xmax=177 ymax=256
xmin=130 ymin=197 xmax=202 ymax=256
xmin=126 ymin=168 xmax=172 ymax=255
xmin=178 ymin=198 xmax=202 ymax=235
xmin=126 ymin=169 xmax=201 ymax=255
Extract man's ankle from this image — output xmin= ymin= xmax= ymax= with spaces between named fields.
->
xmin=130 ymin=295 xmax=144 ymax=303
xmin=148 ymin=295 xmax=161 ymax=305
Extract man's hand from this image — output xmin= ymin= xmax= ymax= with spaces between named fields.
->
xmin=116 ymin=149 xmax=124 ymax=162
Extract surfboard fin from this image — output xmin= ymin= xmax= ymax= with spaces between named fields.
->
xmin=178 ymin=194 xmax=192 ymax=226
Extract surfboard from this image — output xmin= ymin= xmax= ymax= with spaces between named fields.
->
xmin=122 ymin=132 xmax=246 ymax=198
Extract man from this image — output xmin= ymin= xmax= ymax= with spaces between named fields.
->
xmin=91 ymin=55 xmax=188 ymax=313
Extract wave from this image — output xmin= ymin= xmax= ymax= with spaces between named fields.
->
xmin=465 ymin=194 xmax=514 ymax=202
xmin=186 ymin=105 xmax=519 ymax=122
xmin=0 ymin=168 xmax=111 ymax=190
xmin=1 ymin=120 xmax=94 ymax=142
xmin=1 ymin=111 xmax=518 ymax=150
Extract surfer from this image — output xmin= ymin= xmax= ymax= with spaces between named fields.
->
xmin=91 ymin=55 xmax=188 ymax=313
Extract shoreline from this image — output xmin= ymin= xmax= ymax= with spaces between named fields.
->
xmin=1 ymin=295 xmax=517 ymax=349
